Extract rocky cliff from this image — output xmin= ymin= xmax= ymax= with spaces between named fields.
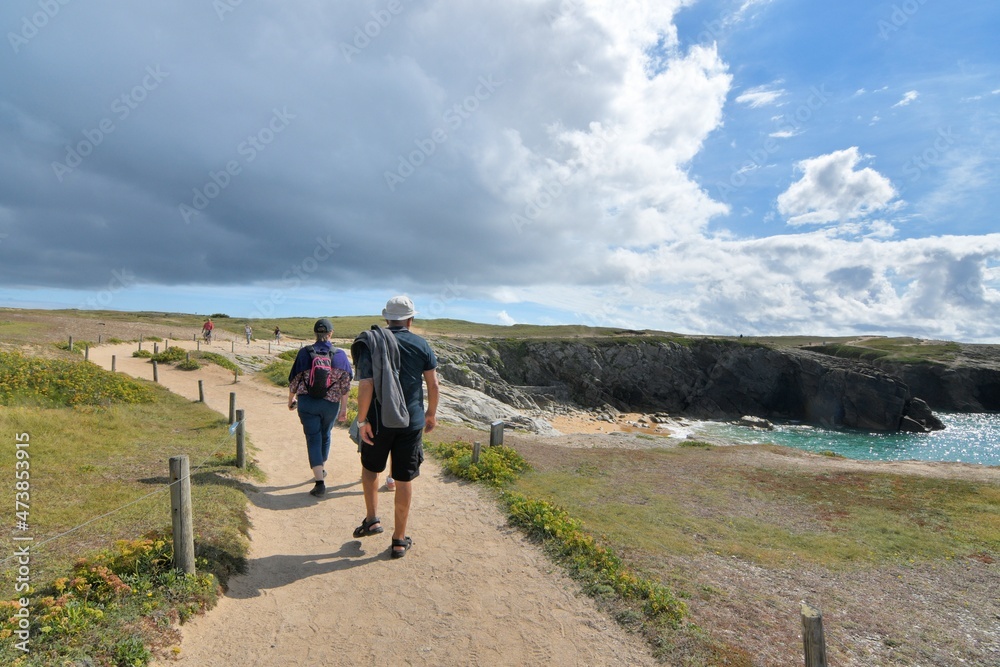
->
xmin=872 ymin=344 xmax=1000 ymax=412
xmin=436 ymin=338 xmax=945 ymax=433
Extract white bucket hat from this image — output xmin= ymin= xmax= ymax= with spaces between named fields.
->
xmin=382 ymin=295 xmax=417 ymax=320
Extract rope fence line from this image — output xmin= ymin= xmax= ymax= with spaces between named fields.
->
xmin=2 ymin=421 xmax=245 ymax=569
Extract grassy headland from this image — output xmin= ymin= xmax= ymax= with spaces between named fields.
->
xmin=0 ymin=347 xmax=255 ymax=666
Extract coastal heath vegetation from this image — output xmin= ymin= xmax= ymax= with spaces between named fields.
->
xmin=0 ymin=350 xmax=253 ymax=666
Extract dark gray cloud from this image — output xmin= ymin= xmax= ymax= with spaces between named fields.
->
xmin=3 ymin=1 xmax=999 ymax=341
xmin=2 ymin=1 xmax=662 ymax=293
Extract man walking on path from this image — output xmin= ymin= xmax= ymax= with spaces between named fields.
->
xmin=351 ymin=296 xmax=439 ymax=558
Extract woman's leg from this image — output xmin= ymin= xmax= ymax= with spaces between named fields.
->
xmin=297 ymin=397 xmax=326 ymax=480
xmin=318 ymin=401 xmax=339 ymax=464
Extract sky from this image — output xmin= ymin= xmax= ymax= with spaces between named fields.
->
xmin=1 ymin=0 xmax=998 ymax=341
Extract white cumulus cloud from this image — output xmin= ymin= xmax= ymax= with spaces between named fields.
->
xmin=776 ymin=148 xmax=898 ymax=226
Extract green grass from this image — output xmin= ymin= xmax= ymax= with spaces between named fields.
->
xmin=0 ymin=533 xmax=220 ymax=666
xmin=425 ymin=439 xmax=689 ymax=655
xmin=0 ymin=351 xmax=153 ymax=407
xmin=258 ymin=348 xmax=301 ymax=387
xmin=53 ymin=341 xmax=94 ymax=355
xmin=512 ymin=446 xmax=999 ymax=568
xmin=488 ymin=439 xmax=1000 ymax=663
xmin=0 ymin=353 xmax=255 ymax=665
xmin=261 ymin=358 xmax=293 ymax=387
xmin=426 ymin=441 xmax=532 ymax=487
xmin=150 ymin=347 xmax=187 ymax=364
xmin=0 ymin=318 xmax=48 ymax=342
xmin=0 ymin=393 xmax=253 ymax=585
xmin=811 ymin=338 xmax=961 ymax=364
xmin=194 ymin=352 xmax=240 ymax=375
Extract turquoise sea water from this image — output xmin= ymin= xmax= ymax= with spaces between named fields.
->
xmin=687 ymin=413 xmax=1000 ymax=467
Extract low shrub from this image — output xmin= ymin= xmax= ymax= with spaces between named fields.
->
xmin=0 ymin=351 xmax=153 ymax=407
xmin=261 ymin=359 xmax=293 ymax=387
xmin=132 ymin=349 xmax=153 ymax=358
xmin=151 ymin=347 xmax=187 ymax=364
xmin=195 ymin=352 xmax=241 ymax=375
xmin=0 ymin=534 xmax=220 ymax=666
xmin=54 ymin=341 xmax=93 ymax=355
xmin=425 ymin=438 xmax=689 ymax=644
xmin=502 ymin=492 xmax=687 ymax=628
xmin=176 ymin=359 xmax=201 ymax=371
xmin=425 ymin=441 xmax=530 ymax=487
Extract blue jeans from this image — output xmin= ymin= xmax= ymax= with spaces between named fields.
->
xmin=296 ymin=394 xmax=340 ymax=468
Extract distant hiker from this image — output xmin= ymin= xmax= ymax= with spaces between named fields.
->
xmin=202 ymin=318 xmax=214 ymax=343
xmin=274 ymin=326 xmax=282 ymax=342
xmin=245 ymin=323 xmax=253 ymax=344
xmin=288 ymin=318 xmax=353 ymax=497
xmin=350 ymin=296 xmax=439 ymax=558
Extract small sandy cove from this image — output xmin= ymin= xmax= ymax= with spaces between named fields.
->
xmin=87 ymin=341 xmax=656 ymax=666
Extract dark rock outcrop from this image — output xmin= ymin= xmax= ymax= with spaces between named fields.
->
xmin=873 ymin=346 xmax=1000 ymax=412
xmin=441 ymin=338 xmax=945 ymax=433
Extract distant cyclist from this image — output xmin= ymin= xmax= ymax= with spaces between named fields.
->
xmin=202 ymin=318 xmax=214 ymax=343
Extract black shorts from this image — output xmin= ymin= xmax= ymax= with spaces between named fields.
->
xmin=360 ymin=427 xmax=424 ymax=482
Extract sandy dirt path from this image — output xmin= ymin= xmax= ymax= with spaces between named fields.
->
xmin=88 ymin=341 xmax=656 ymax=667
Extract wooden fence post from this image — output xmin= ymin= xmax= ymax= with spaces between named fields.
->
xmin=198 ymin=380 xmax=204 ymax=403
xmin=186 ymin=352 xmax=190 ymax=362
xmin=84 ymin=344 xmax=89 ymax=361
xmin=802 ymin=603 xmax=827 ymax=667
xmin=233 ymin=368 xmax=238 ymax=384
xmin=98 ymin=334 xmax=102 ymax=344
xmin=229 ymin=392 xmax=236 ymax=425
xmin=169 ymin=455 xmax=196 ymax=575
xmin=154 ymin=343 xmax=159 ymax=355
xmin=68 ymin=335 xmax=74 ymax=352
xmin=152 ymin=360 xmax=159 ymax=383
xmin=197 ymin=340 xmax=201 ymax=351
xmin=490 ymin=420 xmax=504 ymax=447
xmin=472 ymin=441 xmax=482 ymax=464
xmin=138 ymin=340 xmax=142 ymax=352
xmin=111 ymin=355 xmax=116 ymax=372
xmin=235 ymin=409 xmax=246 ymax=469
xmin=231 ymin=340 xmax=235 ymax=352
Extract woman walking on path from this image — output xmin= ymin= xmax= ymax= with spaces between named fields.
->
xmin=287 ymin=318 xmax=353 ymax=496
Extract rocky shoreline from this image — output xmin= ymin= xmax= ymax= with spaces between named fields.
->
xmin=432 ymin=337 xmax=955 ymax=435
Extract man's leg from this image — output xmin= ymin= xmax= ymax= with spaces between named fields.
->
xmin=361 ymin=467 xmax=380 ymax=524
xmin=393 ymin=480 xmax=412 ymax=546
